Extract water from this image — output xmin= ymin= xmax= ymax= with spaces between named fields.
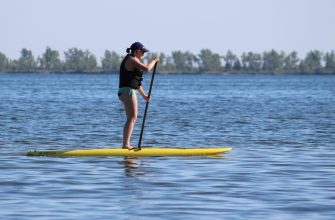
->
xmin=0 ymin=73 xmax=334 ymax=219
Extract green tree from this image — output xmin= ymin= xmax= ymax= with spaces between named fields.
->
xmin=262 ymin=49 xmax=285 ymax=72
xmin=171 ymin=51 xmax=185 ymax=72
xmin=64 ymin=48 xmax=97 ymax=72
xmin=301 ymin=50 xmax=323 ymax=73
xmin=172 ymin=51 xmax=197 ymax=73
xmin=241 ymin=52 xmax=262 ymax=72
xmin=223 ymin=50 xmax=237 ymax=71
xmin=163 ymin=54 xmax=176 ymax=73
xmin=101 ymin=50 xmax=120 ymax=72
xmin=324 ymin=50 xmax=335 ymax=71
xmin=283 ymin=51 xmax=300 ymax=71
xmin=86 ymin=52 xmax=98 ymax=72
xmin=233 ymin=59 xmax=242 ymax=71
xmin=17 ymin=48 xmax=37 ymax=72
xmin=39 ymin=47 xmax=62 ymax=72
xmin=0 ymin=52 xmax=8 ymax=72
xmin=156 ymin=52 xmax=166 ymax=72
xmin=198 ymin=49 xmax=222 ymax=73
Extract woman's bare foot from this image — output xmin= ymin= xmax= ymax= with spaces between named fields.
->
xmin=122 ymin=146 xmax=137 ymax=150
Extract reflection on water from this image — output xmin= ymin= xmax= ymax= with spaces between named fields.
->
xmin=123 ymin=157 xmax=144 ymax=178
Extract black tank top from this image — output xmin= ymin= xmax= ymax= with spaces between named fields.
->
xmin=119 ymin=55 xmax=144 ymax=88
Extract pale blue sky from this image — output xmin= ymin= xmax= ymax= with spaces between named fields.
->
xmin=0 ymin=0 xmax=334 ymax=59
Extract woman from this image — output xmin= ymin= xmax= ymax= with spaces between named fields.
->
xmin=118 ymin=42 xmax=159 ymax=150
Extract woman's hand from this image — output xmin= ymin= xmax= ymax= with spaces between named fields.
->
xmin=153 ymin=56 xmax=160 ymax=63
xmin=142 ymin=95 xmax=150 ymax=103
xmin=138 ymin=87 xmax=150 ymax=102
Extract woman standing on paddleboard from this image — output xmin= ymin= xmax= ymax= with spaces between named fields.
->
xmin=118 ymin=42 xmax=159 ymax=150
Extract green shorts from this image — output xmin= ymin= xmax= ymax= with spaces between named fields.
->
xmin=118 ymin=87 xmax=137 ymax=97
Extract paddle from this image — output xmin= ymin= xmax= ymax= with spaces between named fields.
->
xmin=138 ymin=62 xmax=158 ymax=150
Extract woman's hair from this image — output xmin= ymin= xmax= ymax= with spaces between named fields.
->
xmin=126 ymin=48 xmax=136 ymax=56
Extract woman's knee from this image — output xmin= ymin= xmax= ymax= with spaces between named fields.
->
xmin=127 ymin=115 xmax=137 ymax=125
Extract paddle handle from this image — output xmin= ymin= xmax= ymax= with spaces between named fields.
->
xmin=138 ymin=62 xmax=158 ymax=150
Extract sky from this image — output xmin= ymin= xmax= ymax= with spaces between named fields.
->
xmin=0 ymin=0 xmax=334 ymax=59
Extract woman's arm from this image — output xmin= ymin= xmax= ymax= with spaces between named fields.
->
xmin=138 ymin=86 xmax=149 ymax=102
xmin=130 ymin=56 xmax=159 ymax=72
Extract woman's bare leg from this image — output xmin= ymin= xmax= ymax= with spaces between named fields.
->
xmin=119 ymin=92 xmax=138 ymax=149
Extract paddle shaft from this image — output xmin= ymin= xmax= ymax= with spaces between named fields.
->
xmin=138 ymin=62 xmax=158 ymax=149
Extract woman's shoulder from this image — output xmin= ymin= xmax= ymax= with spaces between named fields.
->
xmin=124 ymin=55 xmax=138 ymax=71
xmin=127 ymin=55 xmax=139 ymax=62
xmin=126 ymin=55 xmax=142 ymax=66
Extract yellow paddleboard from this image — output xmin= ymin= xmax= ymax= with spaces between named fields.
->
xmin=27 ymin=148 xmax=232 ymax=157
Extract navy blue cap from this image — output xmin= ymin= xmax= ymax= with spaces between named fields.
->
xmin=130 ymin=42 xmax=149 ymax=52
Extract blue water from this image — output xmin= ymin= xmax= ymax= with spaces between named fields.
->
xmin=0 ymin=73 xmax=334 ymax=219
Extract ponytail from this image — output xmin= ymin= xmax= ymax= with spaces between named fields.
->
xmin=126 ymin=47 xmax=136 ymax=56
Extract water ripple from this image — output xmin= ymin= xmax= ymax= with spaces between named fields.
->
xmin=0 ymin=74 xmax=334 ymax=219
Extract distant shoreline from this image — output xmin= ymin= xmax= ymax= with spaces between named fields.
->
xmin=1 ymin=48 xmax=334 ymax=75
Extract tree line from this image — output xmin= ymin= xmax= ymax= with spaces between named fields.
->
xmin=0 ymin=47 xmax=334 ymax=74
